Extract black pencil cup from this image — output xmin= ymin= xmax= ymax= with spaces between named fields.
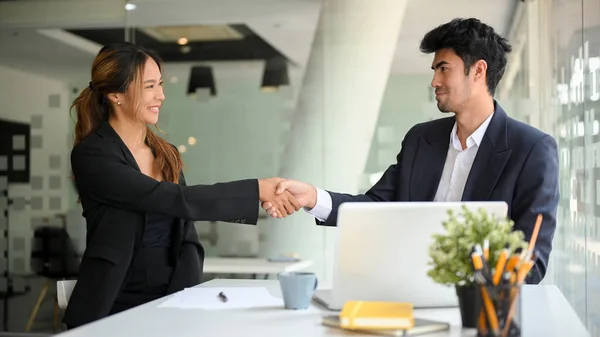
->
xmin=456 ymin=285 xmax=482 ymax=328
xmin=476 ymin=283 xmax=521 ymax=337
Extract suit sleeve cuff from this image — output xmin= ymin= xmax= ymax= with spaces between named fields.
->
xmin=304 ymin=187 xmax=332 ymax=222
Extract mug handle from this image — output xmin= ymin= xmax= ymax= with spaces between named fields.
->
xmin=313 ymin=277 xmax=318 ymax=290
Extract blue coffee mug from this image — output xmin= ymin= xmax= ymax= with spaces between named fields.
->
xmin=278 ymin=272 xmax=318 ymax=310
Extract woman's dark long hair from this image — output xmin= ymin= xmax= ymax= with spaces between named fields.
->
xmin=71 ymin=42 xmax=182 ymax=183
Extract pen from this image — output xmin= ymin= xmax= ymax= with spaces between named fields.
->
xmin=218 ymin=291 xmax=228 ymax=303
xmin=473 ymin=244 xmax=492 ymax=283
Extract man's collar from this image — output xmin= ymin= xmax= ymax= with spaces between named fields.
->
xmin=449 ymin=110 xmax=495 ymax=151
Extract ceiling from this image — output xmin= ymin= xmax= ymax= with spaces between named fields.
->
xmin=0 ymin=0 xmax=517 ymax=84
xmin=66 ymin=24 xmax=291 ymax=63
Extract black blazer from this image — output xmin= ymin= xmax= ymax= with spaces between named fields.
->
xmin=63 ymin=122 xmax=259 ymax=328
xmin=319 ymin=101 xmax=559 ymax=284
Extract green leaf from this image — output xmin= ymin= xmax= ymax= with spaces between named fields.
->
xmin=427 ymin=206 xmax=529 ymax=286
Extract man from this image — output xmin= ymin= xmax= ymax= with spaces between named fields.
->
xmin=263 ymin=18 xmax=559 ymax=284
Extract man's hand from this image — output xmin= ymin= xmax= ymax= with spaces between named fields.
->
xmin=261 ymin=179 xmax=317 ymax=218
xmin=258 ymin=178 xmax=301 ymax=218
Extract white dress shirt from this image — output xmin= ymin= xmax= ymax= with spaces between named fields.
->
xmin=306 ymin=113 xmax=495 ymax=222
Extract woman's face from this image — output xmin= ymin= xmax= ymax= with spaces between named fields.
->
xmin=121 ymin=57 xmax=166 ymax=125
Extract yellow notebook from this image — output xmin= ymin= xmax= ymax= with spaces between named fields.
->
xmin=339 ymin=301 xmax=414 ymax=330
xmin=322 ymin=315 xmax=450 ymax=336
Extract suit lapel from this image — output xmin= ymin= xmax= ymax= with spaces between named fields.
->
xmin=119 ymin=146 xmax=141 ymax=172
xmin=409 ymin=118 xmax=454 ymax=201
xmin=461 ymin=103 xmax=512 ymax=201
xmin=97 ymin=122 xmax=141 ymax=172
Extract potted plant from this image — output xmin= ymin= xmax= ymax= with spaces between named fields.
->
xmin=427 ymin=206 xmax=528 ymax=328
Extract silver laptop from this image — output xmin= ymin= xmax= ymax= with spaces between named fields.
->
xmin=313 ymin=201 xmax=508 ymax=311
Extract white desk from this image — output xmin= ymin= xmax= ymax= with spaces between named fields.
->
xmin=203 ymin=257 xmax=313 ymax=275
xmin=56 ymin=279 xmax=589 ymax=337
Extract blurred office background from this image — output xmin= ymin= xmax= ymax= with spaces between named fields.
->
xmin=0 ymin=0 xmax=599 ymax=335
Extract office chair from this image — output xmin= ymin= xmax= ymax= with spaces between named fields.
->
xmin=56 ymin=280 xmax=76 ymax=309
xmin=26 ymin=227 xmax=79 ymax=332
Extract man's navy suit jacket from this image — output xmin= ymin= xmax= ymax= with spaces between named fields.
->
xmin=319 ymin=102 xmax=559 ymax=284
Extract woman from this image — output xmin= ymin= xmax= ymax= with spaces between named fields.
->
xmin=63 ymin=42 xmax=299 ymax=329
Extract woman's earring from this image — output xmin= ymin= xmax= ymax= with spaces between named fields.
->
xmin=117 ymin=101 xmax=121 ymax=106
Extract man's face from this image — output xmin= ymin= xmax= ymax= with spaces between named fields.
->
xmin=430 ymin=48 xmax=474 ymax=113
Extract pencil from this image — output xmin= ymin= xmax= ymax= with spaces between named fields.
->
xmin=492 ymin=248 xmax=509 ymax=286
xmin=471 ymin=253 xmax=500 ymax=336
xmin=527 ymin=214 xmax=543 ymax=256
xmin=502 ymin=214 xmax=543 ymax=337
xmin=478 ymin=309 xmax=487 ymax=335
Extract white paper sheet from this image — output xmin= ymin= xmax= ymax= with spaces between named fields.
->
xmin=158 ymin=287 xmax=284 ymax=310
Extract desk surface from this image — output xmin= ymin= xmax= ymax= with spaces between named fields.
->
xmin=56 ymin=279 xmax=589 ymax=337
xmin=203 ymin=257 xmax=313 ymax=274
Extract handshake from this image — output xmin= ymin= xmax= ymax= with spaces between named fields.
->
xmin=258 ymin=178 xmax=316 ymax=219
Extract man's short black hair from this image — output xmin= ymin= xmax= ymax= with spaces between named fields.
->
xmin=420 ymin=18 xmax=512 ymax=96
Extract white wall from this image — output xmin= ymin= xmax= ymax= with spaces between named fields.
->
xmin=0 ymin=64 xmax=73 ymax=275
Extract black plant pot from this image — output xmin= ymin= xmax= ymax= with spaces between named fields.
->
xmin=456 ymin=285 xmax=482 ymax=328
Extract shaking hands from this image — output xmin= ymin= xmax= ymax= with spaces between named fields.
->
xmin=258 ymin=178 xmax=317 ymax=218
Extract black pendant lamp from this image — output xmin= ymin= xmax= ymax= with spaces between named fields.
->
xmin=187 ymin=66 xmax=217 ymax=97
xmin=261 ymin=58 xmax=289 ymax=92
